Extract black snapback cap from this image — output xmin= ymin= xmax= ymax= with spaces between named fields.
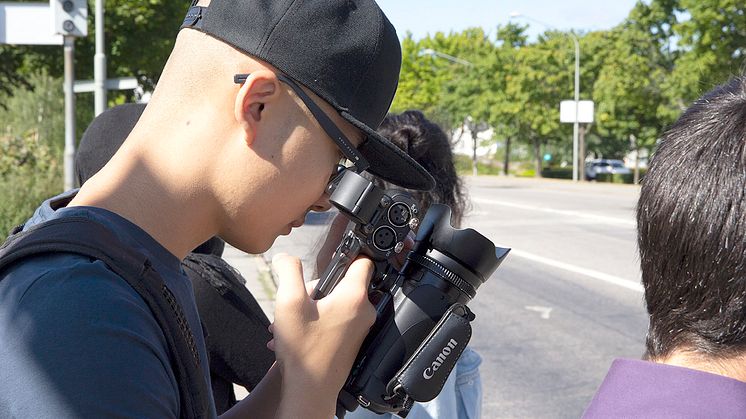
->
xmin=180 ymin=0 xmax=435 ymax=191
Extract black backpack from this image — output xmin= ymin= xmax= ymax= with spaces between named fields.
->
xmin=0 ymin=216 xmax=211 ymax=419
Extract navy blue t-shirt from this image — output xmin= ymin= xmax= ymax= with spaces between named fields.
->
xmin=0 ymin=190 xmax=217 ymax=418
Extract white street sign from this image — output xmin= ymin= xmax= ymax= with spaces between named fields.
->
xmin=0 ymin=2 xmax=62 ymax=45
xmin=74 ymin=77 xmax=139 ymax=93
xmin=560 ymin=100 xmax=594 ymax=124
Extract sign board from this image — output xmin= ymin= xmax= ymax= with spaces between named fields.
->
xmin=0 ymin=2 xmax=62 ymax=45
xmin=560 ymin=100 xmax=594 ymax=124
xmin=74 ymin=77 xmax=139 ymax=93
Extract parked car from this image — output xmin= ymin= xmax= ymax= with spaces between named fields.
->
xmin=585 ymin=159 xmax=631 ymax=180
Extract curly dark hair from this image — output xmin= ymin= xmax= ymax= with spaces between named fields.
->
xmin=373 ymin=110 xmax=469 ymax=227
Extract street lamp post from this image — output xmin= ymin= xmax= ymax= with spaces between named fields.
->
xmin=510 ymin=12 xmax=581 ymax=182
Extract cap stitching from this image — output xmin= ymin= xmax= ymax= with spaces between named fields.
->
xmin=258 ymin=0 xmax=300 ymax=54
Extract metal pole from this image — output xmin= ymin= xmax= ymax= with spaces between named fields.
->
xmin=63 ymin=36 xmax=76 ymax=191
xmin=94 ymin=0 xmax=106 ymax=116
xmin=579 ymin=124 xmax=586 ymax=181
xmin=510 ymin=14 xmax=582 ymax=182
xmin=571 ymin=33 xmax=580 ymax=182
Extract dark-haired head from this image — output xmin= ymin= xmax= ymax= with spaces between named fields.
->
xmin=638 ymin=76 xmax=746 ymax=361
xmin=373 ymin=110 xmax=468 ymax=227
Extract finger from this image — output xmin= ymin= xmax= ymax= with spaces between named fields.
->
xmin=268 ymin=323 xmax=274 ymax=334
xmin=272 ymin=253 xmax=306 ymax=302
xmin=266 ymin=338 xmax=275 ymax=352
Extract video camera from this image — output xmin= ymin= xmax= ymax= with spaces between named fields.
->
xmin=313 ymin=167 xmax=510 ymax=417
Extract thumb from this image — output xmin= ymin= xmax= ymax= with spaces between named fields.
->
xmin=272 ymin=253 xmax=306 ymax=303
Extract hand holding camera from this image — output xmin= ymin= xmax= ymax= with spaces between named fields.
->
xmin=313 ymin=168 xmax=510 ymax=417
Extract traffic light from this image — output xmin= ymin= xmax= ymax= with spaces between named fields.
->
xmin=50 ymin=0 xmax=87 ymax=37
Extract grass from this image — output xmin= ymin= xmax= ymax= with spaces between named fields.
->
xmin=0 ymin=164 xmax=62 ymax=237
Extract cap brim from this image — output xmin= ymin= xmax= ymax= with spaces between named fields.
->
xmin=341 ymin=111 xmax=435 ymax=191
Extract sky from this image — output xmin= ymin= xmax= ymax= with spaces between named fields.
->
xmin=376 ymin=0 xmax=642 ymax=41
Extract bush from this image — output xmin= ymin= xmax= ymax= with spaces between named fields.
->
xmin=595 ymin=168 xmax=648 ymax=184
xmin=454 ymin=154 xmax=503 ymax=175
xmin=0 ymin=72 xmax=64 ymax=237
xmin=515 ymin=168 xmax=536 ymax=177
xmin=541 ymin=167 xmax=573 ymax=179
xmin=596 ymin=173 xmax=634 ymax=184
xmin=0 ymin=130 xmax=62 ymax=236
xmin=0 ymin=163 xmax=61 ymax=236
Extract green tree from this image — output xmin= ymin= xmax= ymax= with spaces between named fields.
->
xmin=671 ymin=0 xmax=746 ymax=103
xmin=592 ymin=23 xmax=668 ymax=183
xmin=508 ymin=32 xmax=578 ymax=175
xmin=393 ymin=28 xmax=495 ymax=132
xmin=486 ymin=23 xmax=528 ymax=175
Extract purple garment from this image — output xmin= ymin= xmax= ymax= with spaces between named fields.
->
xmin=583 ymin=358 xmax=746 ymax=418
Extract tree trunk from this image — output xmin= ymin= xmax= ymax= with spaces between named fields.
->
xmin=533 ymin=137 xmax=542 ymax=177
xmin=630 ymin=134 xmax=640 ymax=184
xmin=503 ymin=136 xmax=511 ymax=176
xmin=634 ymin=149 xmax=640 ymax=184
xmin=472 ymin=131 xmax=478 ymax=176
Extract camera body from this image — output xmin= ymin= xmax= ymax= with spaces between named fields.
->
xmin=312 ymin=170 xmax=419 ymax=300
xmin=315 ymin=168 xmax=509 ymax=417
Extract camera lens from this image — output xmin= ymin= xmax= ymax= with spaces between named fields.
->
xmin=387 ymin=203 xmax=411 ymax=227
xmin=372 ymin=226 xmax=396 ymax=251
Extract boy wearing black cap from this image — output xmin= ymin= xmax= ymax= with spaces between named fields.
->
xmin=0 ymin=1 xmax=433 ymax=418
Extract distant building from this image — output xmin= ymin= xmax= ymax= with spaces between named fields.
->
xmin=451 ymin=123 xmax=498 ymax=157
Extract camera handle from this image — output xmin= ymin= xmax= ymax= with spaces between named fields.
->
xmin=312 ymin=230 xmax=362 ymax=300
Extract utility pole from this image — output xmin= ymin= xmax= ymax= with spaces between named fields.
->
xmin=53 ymin=0 xmax=89 ymax=190
xmin=571 ymin=34 xmax=580 ymax=182
xmin=63 ymin=35 xmax=76 ymax=191
xmin=94 ymin=0 xmax=106 ymax=116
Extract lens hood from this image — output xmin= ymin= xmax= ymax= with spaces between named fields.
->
xmin=414 ymin=204 xmax=509 ymax=284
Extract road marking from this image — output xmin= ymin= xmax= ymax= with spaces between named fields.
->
xmin=473 ymin=198 xmax=635 ymax=227
xmin=506 ymin=248 xmax=644 ymax=293
xmin=525 ymin=306 xmax=553 ymax=319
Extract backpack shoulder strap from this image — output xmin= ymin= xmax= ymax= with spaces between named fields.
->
xmin=0 ymin=216 xmax=210 ymax=419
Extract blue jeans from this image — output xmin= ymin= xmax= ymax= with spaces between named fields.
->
xmin=345 ymin=347 xmax=482 ymax=419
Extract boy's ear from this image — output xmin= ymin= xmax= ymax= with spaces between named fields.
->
xmin=234 ymin=70 xmax=281 ymax=146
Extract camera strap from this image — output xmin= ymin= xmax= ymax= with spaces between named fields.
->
xmin=386 ymin=302 xmax=474 ymax=406
xmin=0 ymin=216 xmax=211 ymax=419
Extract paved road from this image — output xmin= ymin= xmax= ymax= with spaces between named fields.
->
xmin=463 ymin=177 xmax=647 ymax=418
xmin=237 ymin=176 xmax=649 ymax=418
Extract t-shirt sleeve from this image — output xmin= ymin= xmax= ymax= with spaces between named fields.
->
xmin=0 ymin=254 xmax=180 ymax=419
